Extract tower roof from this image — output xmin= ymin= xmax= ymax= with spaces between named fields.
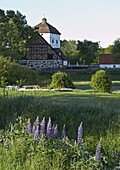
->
xmin=34 ymin=18 xmax=61 ymax=35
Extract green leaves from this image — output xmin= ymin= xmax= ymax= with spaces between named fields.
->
xmin=50 ymin=71 xmax=75 ymax=89
xmin=0 ymin=9 xmax=35 ymax=60
xmin=77 ymin=40 xmax=100 ymax=66
xmin=90 ymin=70 xmax=112 ymax=92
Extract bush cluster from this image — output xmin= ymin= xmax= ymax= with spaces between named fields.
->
xmin=50 ymin=71 xmax=75 ymax=89
xmin=90 ymin=70 xmax=112 ymax=92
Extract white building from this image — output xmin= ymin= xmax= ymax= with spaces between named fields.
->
xmin=34 ymin=18 xmax=67 ymax=66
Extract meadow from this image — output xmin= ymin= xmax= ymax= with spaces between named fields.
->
xmin=0 ymin=72 xmax=120 ymax=169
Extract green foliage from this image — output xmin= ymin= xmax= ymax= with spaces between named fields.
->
xmin=0 ymin=89 xmax=120 ymax=169
xmin=0 ymin=55 xmax=41 ymax=85
xmin=50 ymin=71 xmax=75 ymax=89
xmin=0 ymin=9 xmax=35 ymax=60
xmin=61 ymin=40 xmax=80 ymax=64
xmin=90 ymin=70 xmax=112 ymax=92
xmin=0 ymin=115 xmax=119 ymax=169
xmin=0 ymin=76 xmax=8 ymax=97
xmin=112 ymin=38 xmax=120 ymax=54
xmin=77 ymin=40 xmax=100 ymax=66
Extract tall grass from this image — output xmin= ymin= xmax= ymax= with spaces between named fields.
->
xmin=0 ymin=89 xmax=120 ymax=169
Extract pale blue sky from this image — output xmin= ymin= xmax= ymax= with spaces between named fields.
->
xmin=0 ymin=0 xmax=120 ymax=47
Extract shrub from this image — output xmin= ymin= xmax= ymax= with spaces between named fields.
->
xmin=0 ymin=55 xmax=41 ymax=85
xmin=50 ymin=71 xmax=75 ymax=89
xmin=90 ymin=70 xmax=112 ymax=92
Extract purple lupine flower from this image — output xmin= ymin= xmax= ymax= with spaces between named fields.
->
xmin=77 ymin=122 xmax=83 ymax=146
xmin=51 ymin=124 xmax=55 ymax=138
xmin=46 ymin=117 xmax=52 ymax=138
xmin=61 ymin=124 xmax=66 ymax=140
xmin=34 ymin=125 xmax=40 ymax=141
xmin=95 ymin=138 xmax=102 ymax=161
xmin=40 ymin=117 xmax=45 ymax=136
xmin=54 ymin=125 xmax=58 ymax=138
xmin=27 ymin=118 xmax=32 ymax=134
xmin=32 ymin=122 xmax=36 ymax=136
xmin=35 ymin=116 xmax=40 ymax=127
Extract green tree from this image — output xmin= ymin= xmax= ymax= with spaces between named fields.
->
xmin=111 ymin=38 xmax=120 ymax=54
xmin=77 ymin=40 xmax=100 ymax=68
xmin=99 ymin=45 xmax=114 ymax=54
xmin=61 ymin=40 xmax=80 ymax=64
xmin=0 ymin=19 xmax=26 ymax=60
xmin=0 ymin=9 xmax=35 ymax=61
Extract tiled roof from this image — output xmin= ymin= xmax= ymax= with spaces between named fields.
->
xmin=34 ymin=18 xmax=61 ymax=35
xmin=54 ymin=48 xmax=67 ymax=60
xmin=99 ymin=54 xmax=120 ymax=64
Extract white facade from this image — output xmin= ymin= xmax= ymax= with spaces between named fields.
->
xmin=99 ymin=64 xmax=120 ymax=68
xmin=40 ymin=33 xmax=60 ymax=48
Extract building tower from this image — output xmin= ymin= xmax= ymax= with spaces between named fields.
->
xmin=34 ymin=18 xmax=61 ymax=49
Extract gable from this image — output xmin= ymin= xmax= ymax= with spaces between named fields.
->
xmin=26 ymin=33 xmax=62 ymax=61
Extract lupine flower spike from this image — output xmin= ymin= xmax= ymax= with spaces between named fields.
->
xmin=61 ymin=124 xmax=66 ymax=140
xmin=35 ymin=116 xmax=40 ymax=127
xmin=54 ymin=125 xmax=58 ymax=138
xmin=32 ymin=122 xmax=36 ymax=136
xmin=95 ymin=138 xmax=102 ymax=161
xmin=27 ymin=118 xmax=32 ymax=134
xmin=46 ymin=117 xmax=52 ymax=138
xmin=34 ymin=125 xmax=40 ymax=141
xmin=51 ymin=125 xmax=55 ymax=138
xmin=40 ymin=117 xmax=45 ymax=136
xmin=77 ymin=122 xmax=83 ymax=146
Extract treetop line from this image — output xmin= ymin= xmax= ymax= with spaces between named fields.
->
xmin=0 ymin=9 xmax=120 ymax=69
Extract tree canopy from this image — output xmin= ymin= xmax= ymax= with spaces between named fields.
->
xmin=111 ymin=38 xmax=120 ymax=54
xmin=61 ymin=40 xmax=79 ymax=64
xmin=77 ymin=40 xmax=100 ymax=67
xmin=0 ymin=9 xmax=35 ymax=61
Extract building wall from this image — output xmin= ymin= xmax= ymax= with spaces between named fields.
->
xmin=40 ymin=33 xmax=60 ymax=48
xmin=100 ymin=64 xmax=120 ymax=68
xmin=20 ymin=60 xmax=62 ymax=69
xmin=26 ymin=34 xmax=61 ymax=61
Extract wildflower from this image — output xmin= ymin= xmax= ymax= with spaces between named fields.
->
xmin=77 ymin=122 xmax=83 ymax=146
xmin=40 ymin=117 xmax=45 ymax=136
xmin=35 ymin=116 xmax=40 ymax=127
xmin=32 ymin=122 xmax=36 ymax=136
xmin=95 ymin=138 xmax=102 ymax=161
xmin=61 ymin=124 xmax=66 ymax=140
xmin=46 ymin=117 xmax=52 ymax=138
xmin=51 ymin=124 xmax=55 ymax=138
xmin=34 ymin=125 xmax=40 ymax=141
xmin=54 ymin=125 xmax=58 ymax=138
xmin=27 ymin=118 xmax=32 ymax=134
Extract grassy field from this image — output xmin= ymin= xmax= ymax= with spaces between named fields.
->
xmin=0 ymin=72 xmax=120 ymax=169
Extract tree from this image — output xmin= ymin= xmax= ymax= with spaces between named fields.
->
xmin=0 ymin=19 xmax=26 ymax=60
xmin=61 ymin=40 xmax=80 ymax=64
xmin=99 ymin=45 xmax=114 ymax=54
xmin=0 ymin=9 xmax=35 ymax=61
xmin=111 ymin=38 xmax=120 ymax=54
xmin=77 ymin=40 xmax=100 ymax=68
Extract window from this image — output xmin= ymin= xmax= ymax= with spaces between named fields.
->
xmin=52 ymin=39 xmax=54 ymax=43
xmin=56 ymin=40 xmax=58 ymax=44
xmin=47 ymin=54 xmax=53 ymax=60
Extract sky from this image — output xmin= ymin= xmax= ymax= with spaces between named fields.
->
xmin=0 ymin=0 xmax=120 ymax=47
